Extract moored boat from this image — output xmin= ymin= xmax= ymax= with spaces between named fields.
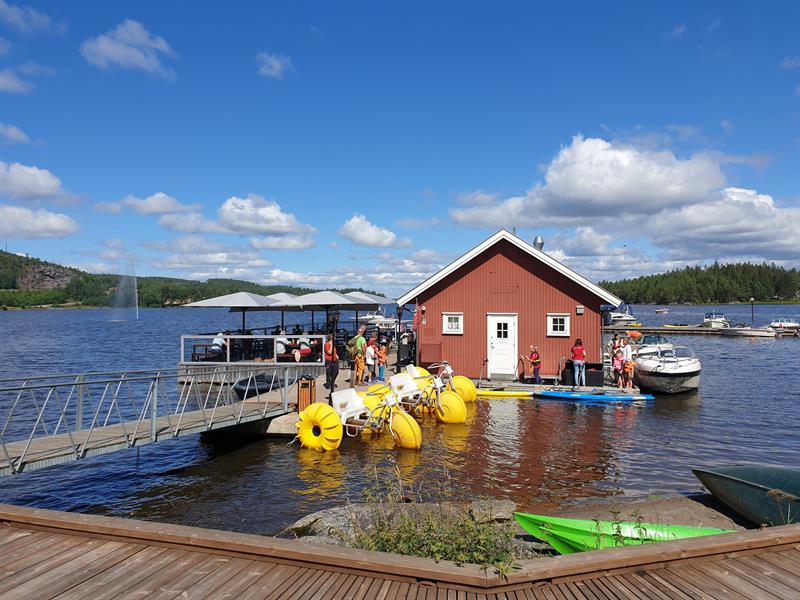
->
xmin=700 ymin=311 xmax=729 ymax=329
xmin=608 ymin=305 xmax=637 ymax=324
xmin=514 ymin=512 xmax=734 ymax=555
xmin=692 ymin=465 xmax=800 ymax=526
xmin=233 ymin=373 xmax=299 ymax=400
xmin=768 ymin=317 xmax=800 ymax=332
xmin=633 ymin=345 xmax=701 ymax=394
xmin=655 ymin=307 xmax=670 ymax=314
xmin=721 ymin=326 xmax=776 ymax=338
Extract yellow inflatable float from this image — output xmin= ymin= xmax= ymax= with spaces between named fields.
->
xmin=450 ymin=375 xmax=477 ymax=403
xmin=435 ymin=389 xmax=467 ymax=423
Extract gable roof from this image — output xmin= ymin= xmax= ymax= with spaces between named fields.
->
xmin=396 ymin=229 xmax=623 ymax=307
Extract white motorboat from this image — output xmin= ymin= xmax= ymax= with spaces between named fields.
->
xmin=722 ymin=326 xmax=777 ymax=338
xmin=655 ymin=308 xmax=670 ymax=314
xmin=768 ymin=317 xmax=800 ymax=332
xmin=634 ymin=345 xmax=702 ymax=394
xmin=608 ymin=305 xmax=637 ymax=324
xmin=700 ymin=311 xmax=729 ymax=329
xmin=357 ymin=309 xmax=398 ymax=329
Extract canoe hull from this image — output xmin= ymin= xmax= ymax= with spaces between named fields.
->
xmin=514 ymin=512 xmax=733 ymax=554
xmin=693 ymin=466 xmax=800 ymax=526
xmin=535 ymin=390 xmax=654 ymax=402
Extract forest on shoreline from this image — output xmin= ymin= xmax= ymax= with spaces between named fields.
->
xmin=601 ymin=262 xmax=800 ymax=305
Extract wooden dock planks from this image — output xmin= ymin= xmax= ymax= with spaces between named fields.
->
xmin=0 ymin=504 xmax=798 ymax=599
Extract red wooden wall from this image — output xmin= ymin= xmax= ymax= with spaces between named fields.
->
xmin=414 ymin=239 xmax=604 ymax=378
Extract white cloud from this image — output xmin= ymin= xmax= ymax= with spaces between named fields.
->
xmin=17 ymin=61 xmax=54 ymax=76
xmin=122 ymin=192 xmax=198 ymax=214
xmin=0 ymin=160 xmax=64 ymax=200
xmin=158 ymin=211 xmax=223 ymax=233
xmin=780 ymin=56 xmax=800 ymax=70
xmin=80 ymin=19 xmax=176 ymax=79
xmin=452 ymin=135 xmax=725 ymax=228
xmin=338 ymin=213 xmax=411 ymax=247
xmin=647 ymin=187 xmax=800 ymax=261
xmin=665 ymin=23 xmax=686 ymax=40
xmin=0 ymin=68 xmax=31 ymax=93
xmin=0 ymin=37 xmax=9 ymax=56
xmin=0 ymin=204 xmax=78 ymax=238
xmin=93 ymin=201 xmax=123 ymax=213
xmin=256 ymin=52 xmax=293 ymax=79
xmin=0 ymin=122 xmax=29 ymax=143
xmin=250 ymin=232 xmax=315 ymax=250
xmin=720 ymin=120 xmax=735 ymax=135
xmin=0 ymin=0 xmax=51 ymax=33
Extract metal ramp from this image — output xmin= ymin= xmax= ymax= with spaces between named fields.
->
xmin=0 ymin=363 xmax=320 ymax=476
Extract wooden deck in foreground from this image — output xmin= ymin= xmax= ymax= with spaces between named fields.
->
xmin=0 ymin=504 xmax=799 ymax=599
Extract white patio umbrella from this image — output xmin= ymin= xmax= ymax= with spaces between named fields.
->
xmin=281 ymin=290 xmax=381 ymax=332
xmin=182 ymin=291 xmax=279 ymax=331
xmin=343 ymin=291 xmax=395 ymax=305
xmin=263 ymin=292 xmax=302 ymax=330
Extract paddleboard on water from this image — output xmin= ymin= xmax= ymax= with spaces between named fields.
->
xmin=535 ymin=390 xmax=654 ymax=402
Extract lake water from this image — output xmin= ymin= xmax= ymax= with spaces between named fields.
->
xmin=0 ymin=304 xmax=797 ymax=535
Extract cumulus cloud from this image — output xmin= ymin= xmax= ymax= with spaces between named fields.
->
xmin=0 ymin=204 xmax=78 ymax=238
xmin=0 ymin=122 xmax=29 ymax=143
xmin=780 ymin=56 xmax=800 ymax=70
xmin=17 ymin=61 xmax=55 ymax=76
xmin=0 ymin=0 xmax=52 ymax=32
xmin=96 ymin=192 xmax=199 ymax=215
xmin=0 ymin=160 xmax=64 ymax=200
xmin=152 ymin=194 xmax=318 ymax=249
xmin=339 ymin=213 xmax=411 ymax=247
xmin=648 ymin=187 xmax=800 ymax=261
xmin=0 ymin=68 xmax=31 ymax=93
xmin=256 ymin=52 xmax=293 ymax=79
xmin=81 ymin=19 xmax=176 ymax=79
xmin=452 ymin=135 xmax=725 ymax=228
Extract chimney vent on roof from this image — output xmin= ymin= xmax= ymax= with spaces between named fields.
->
xmin=533 ymin=236 xmax=544 ymax=251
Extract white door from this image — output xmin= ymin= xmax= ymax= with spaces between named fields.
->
xmin=487 ymin=314 xmax=517 ymax=376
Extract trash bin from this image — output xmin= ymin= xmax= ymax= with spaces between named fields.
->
xmin=298 ymin=377 xmax=316 ymax=411
xmin=563 ymin=361 xmax=604 ymax=387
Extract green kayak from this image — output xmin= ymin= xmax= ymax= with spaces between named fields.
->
xmin=514 ymin=512 xmax=735 ymax=555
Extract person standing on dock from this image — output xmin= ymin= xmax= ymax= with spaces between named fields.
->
xmin=521 ymin=345 xmax=542 ymax=384
xmin=620 ymin=337 xmax=635 ymax=389
xmin=353 ymin=325 xmax=367 ymax=385
xmin=571 ymin=339 xmax=587 ymax=388
xmin=324 ymin=334 xmax=339 ymax=400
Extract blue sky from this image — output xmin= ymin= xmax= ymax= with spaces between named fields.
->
xmin=2 ymin=1 xmax=800 ymax=294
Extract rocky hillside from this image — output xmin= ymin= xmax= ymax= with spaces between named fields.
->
xmin=0 ymin=251 xmax=80 ymax=290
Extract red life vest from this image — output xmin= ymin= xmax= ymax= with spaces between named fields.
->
xmin=572 ymin=345 xmax=586 ymax=361
xmin=324 ymin=341 xmax=338 ymax=362
xmin=530 ymin=351 xmax=541 ymax=367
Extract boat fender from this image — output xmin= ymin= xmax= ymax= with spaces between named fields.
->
xmin=296 ymin=402 xmax=343 ymax=451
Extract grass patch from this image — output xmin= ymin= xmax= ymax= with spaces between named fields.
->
xmin=343 ymin=468 xmax=518 ymax=576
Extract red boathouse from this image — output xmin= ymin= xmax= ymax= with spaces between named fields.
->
xmin=396 ymin=230 xmax=622 ymax=379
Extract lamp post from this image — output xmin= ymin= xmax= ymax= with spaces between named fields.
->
xmin=750 ymin=297 xmax=755 ymax=326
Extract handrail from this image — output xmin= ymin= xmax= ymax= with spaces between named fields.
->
xmin=0 ymin=362 xmax=322 ymax=475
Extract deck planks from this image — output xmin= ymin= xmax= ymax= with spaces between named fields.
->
xmin=0 ymin=507 xmax=798 ymax=599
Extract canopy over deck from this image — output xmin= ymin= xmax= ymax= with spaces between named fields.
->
xmin=182 ymin=291 xmax=280 ymax=330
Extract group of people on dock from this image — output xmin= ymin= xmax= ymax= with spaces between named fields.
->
xmin=520 ymin=338 xmax=588 ymax=388
xmin=607 ymin=333 xmax=635 ymax=389
xmin=346 ymin=325 xmax=388 ymax=386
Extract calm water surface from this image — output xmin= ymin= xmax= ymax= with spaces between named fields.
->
xmin=0 ymin=304 xmax=797 ymax=534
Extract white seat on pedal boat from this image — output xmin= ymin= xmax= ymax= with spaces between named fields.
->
xmin=389 ymin=372 xmax=422 ymax=402
xmin=331 ymin=388 xmax=370 ymax=422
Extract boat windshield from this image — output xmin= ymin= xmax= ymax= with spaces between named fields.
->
xmin=641 ymin=334 xmax=669 ymax=345
xmin=704 ymin=312 xmax=725 ymax=319
xmin=673 ymin=346 xmax=695 ymax=358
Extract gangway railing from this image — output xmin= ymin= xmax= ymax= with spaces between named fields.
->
xmin=0 ymin=362 xmax=322 ymax=476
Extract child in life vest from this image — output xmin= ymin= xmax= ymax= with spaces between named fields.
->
xmin=612 ymin=349 xmax=624 ymax=388
xmin=376 ymin=345 xmax=387 ymax=382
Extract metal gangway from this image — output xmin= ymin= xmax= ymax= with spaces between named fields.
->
xmin=0 ymin=362 xmax=322 ymax=476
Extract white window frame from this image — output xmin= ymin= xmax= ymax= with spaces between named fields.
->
xmin=547 ymin=313 xmax=570 ymax=337
xmin=442 ymin=312 xmax=464 ymax=335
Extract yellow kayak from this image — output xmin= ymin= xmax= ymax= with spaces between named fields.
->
xmin=475 ymin=389 xmax=534 ymax=398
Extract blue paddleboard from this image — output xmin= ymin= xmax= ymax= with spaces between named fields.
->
xmin=535 ymin=390 xmax=654 ymax=402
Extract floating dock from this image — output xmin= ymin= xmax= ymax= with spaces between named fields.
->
xmin=0 ymin=503 xmax=798 ymax=598
xmin=605 ymin=324 xmax=799 ymax=336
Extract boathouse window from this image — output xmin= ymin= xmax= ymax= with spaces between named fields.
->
xmin=442 ymin=312 xmax=464 ymax=335
xmin=547 ymin=313 xmax=570 ymax=337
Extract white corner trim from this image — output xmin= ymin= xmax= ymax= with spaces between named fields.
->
xmin=396 ymin=229 xmax=623 ymax=307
